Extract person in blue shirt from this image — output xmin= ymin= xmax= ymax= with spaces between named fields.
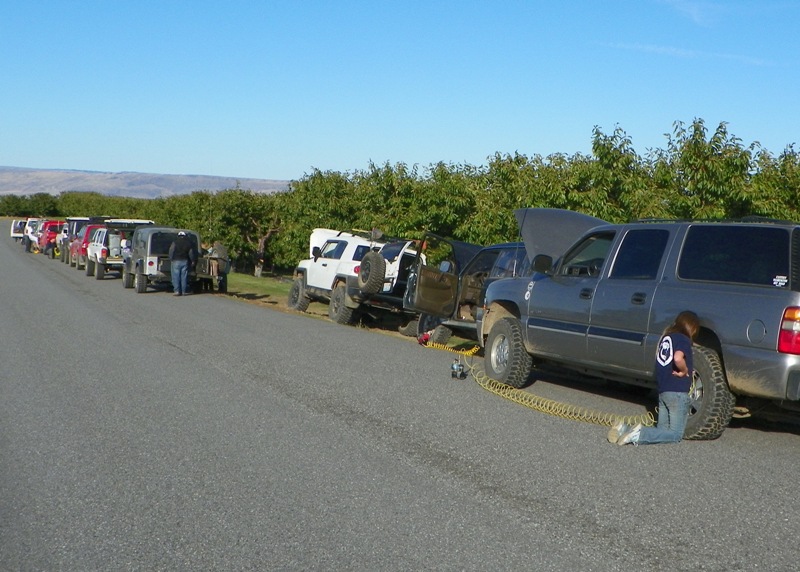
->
xmin=609 ymin=310 xmax=700 ymax=446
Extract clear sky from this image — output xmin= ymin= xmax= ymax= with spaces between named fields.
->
xmin=1 ymin=1 xmax=797 ymax=182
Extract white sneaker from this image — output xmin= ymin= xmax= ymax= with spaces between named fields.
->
xmin=617 ymin=423 xmax=643 ymax=446
xmin=607 ymin=420 xmax=629 ymax=444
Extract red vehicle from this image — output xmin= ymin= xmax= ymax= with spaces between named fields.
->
xmin=37 ymin=220 xmax=66 ymax=258
xmin=69 ymin=223 xmax=106 ymax=270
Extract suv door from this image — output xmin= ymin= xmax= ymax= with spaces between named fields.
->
xmin=586 ymin=227 xmax=672 ymax=376
xmin=526 ymin=230 xmax=617 ymax=362
xmin=306 ymin=239 xmax=350 ymax=290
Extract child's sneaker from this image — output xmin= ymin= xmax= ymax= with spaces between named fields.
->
xmin=607 ymin=420 xmax=629 ymax=444
xmin=617 ymin=423 xmax=643 ymax=446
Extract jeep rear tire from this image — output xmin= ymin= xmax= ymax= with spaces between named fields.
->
xmin=485 ymin=317 xmax=532 ymax=389
xmin=134 ymin=271 xmax=147 ymax=293
xmin=85 ymin=258 xmax=95 ymax=276
xmin=683 ymin=345 xmax=735 ymax=440
xmin=288 ymin=277 xmax=310 ymax=312
xmin=329 ymin=283 xmax=355 ymax=325
xmin=95 ymin=263 xmax=105 ymax=280
xmin=357 ymin=251 xmax=386 ymax=295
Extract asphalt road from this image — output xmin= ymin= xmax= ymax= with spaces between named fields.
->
xmin=2 ymin=220 xmax=799 ymax=571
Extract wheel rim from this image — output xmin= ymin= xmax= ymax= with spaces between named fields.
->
xmin=688 ymin=371 xmax=704 ymax=417
xmin=490 ymin=333 xmax=509 ymax=374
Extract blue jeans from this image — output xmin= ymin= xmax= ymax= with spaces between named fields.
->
xmin=171 ymin=259 xmax=189 ymax=294
xmin=636 ymin=391 xmax=690 ymax=444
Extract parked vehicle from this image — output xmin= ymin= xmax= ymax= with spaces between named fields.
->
xmin=122 ymin=226 xmax=201 ymax=293
xmin=69 ymin=223 xmax=106 ymax=269
xmin=479 ymin=207 xmax=800 ymax=439
xmin=23 ymin=218 xmax=42 ymax=252
xmin=288 ymin=229 xmax=375 ymax=324
xmin=58 ymin=217 xmax=96 ymax=263
xmin=404 ymin=238 xmax=528 ymax=343
xmin=85 ymin=219 xmax=153 ymax=279
xmin=9 ymin=219 xmax=25 ymax=241
xmin=37 ymin=220 xmax=66 ymax=258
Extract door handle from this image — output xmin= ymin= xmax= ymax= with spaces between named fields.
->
xmin=631 ymin=292 xmax=646 ymax=305
xmin=579 ymin=288 xmax=593 ymax=300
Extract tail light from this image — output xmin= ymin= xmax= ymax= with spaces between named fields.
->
xmin=778 ymin=307 xmax=800 ymax=354
xmin=354 ymin=265 xmax=361 ymax=274
xmin=101 ymin=247 xmax=108 ymax=258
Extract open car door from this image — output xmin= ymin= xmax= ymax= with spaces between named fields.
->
xmin=403 ymin=234 xmax=482 ymax=317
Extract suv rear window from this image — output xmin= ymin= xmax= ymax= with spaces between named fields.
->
xmin=678 ymin=225 xmax=790 ymax=287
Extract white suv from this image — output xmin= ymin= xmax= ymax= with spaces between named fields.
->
xmin=288 ymin=229 xmax=419 ymax=325
xmin=85 ymin=219 xmax=153 ymax=279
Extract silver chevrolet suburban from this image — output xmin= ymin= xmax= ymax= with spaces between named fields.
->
xmin=479 ymin=208 xmax=800 ymax=439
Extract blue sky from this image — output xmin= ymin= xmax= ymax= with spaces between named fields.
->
xmin=1 ymin=0 xmax=797 ymax=182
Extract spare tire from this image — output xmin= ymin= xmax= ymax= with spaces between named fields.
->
xmin=357 ymin=250 xmax=386 ymax=294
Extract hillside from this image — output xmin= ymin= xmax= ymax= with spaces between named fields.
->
xmin=0 ymin=166 xmax=290 ymax=198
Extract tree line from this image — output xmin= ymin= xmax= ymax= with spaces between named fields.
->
xmin=3 ymin=119 xmax=800 ymax=272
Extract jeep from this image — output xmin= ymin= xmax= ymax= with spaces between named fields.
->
xmin=122 ymin=226 xmax=200 ymax=293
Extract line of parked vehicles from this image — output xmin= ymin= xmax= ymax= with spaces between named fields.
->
xmin=11 ymin=216 xmax=229 ymax=293
xmin=289 ymin=209 xmax=800 ymax=438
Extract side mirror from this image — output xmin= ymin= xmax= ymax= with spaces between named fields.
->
xmin=439 ymin=260 xmax=452 ymax=273
xmin=312 ymin=246 xmax=322 ymax=261
xmin=532 ymin=254 xmax=554 ymax=274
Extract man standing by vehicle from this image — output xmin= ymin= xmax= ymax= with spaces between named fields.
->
xmin=169 ymin=231 xmax=196 ymax=296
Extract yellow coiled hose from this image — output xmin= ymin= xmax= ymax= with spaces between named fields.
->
xmin=425 ymin=341 xmax=655 ymax=428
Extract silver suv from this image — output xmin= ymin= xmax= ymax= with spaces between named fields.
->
xmin=122 ymin=226 xmax=200 ymax=293
xmin=479 ymin=208 xmax=800 ymax=439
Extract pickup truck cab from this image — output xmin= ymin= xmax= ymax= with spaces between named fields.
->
xmin=479 ymin=208 xmax=800 ymax=439
xmin=86 ymin=219 xmax=154 ymax=279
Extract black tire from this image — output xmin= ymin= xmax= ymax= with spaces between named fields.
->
xmin=85 ymin=258 xmax=95 ymax=276
xmin=288 ymin=277 xmax=310 ymax=312
xmin=76 ymin=255 xmax=85 ymax=270
xmin=329 ymin=283 xmax=355 ymax=325
xmin=50 ymin=246 xmax=58 ymax=259
xmin=398 ymin=318 xmax=419 ymax=337
xmin=357 ymin=250 xmax=386 ymax=294
xmin=484 ymin=317 xmax=532 ymax=389
xmin=95 ymin=263 xmax=105 ymax=280
xmin=134 ymin=271 xmax=147 ymax=293
xmin=683 ymin=345 xmax=735 ymax=440
xmin=122 ymin=269 xmax=134 ymax=288
xmin=69 ymin=252 xmax=76 ymax=267
xmin=418 ymin=313 xmax=453 ymax=345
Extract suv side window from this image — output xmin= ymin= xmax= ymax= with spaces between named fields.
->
xmin=558 ymin=232 xmax=616 ymax=277
xmin=678 ymin=225 xmax=790 ymax=287
xmin=610 ymin=229 xmax=669 ymax=280
xmin=320 ymin=240 xmax=347 ymax=260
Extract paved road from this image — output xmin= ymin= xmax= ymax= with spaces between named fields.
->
xmin=2 ymin=220 xmax=799 ymax=571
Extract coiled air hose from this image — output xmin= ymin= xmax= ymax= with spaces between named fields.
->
xmin=425 ymin=341 xmax=655 ymax=428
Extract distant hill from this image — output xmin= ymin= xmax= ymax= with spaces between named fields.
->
xmin=0 ymin=166 xmax=290 ymax=199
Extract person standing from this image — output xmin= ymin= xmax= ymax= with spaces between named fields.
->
xmin=609 ymin=310 xmax=700 ymax=446
xmin=169 ymin=231 xmax=195 ymax=296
